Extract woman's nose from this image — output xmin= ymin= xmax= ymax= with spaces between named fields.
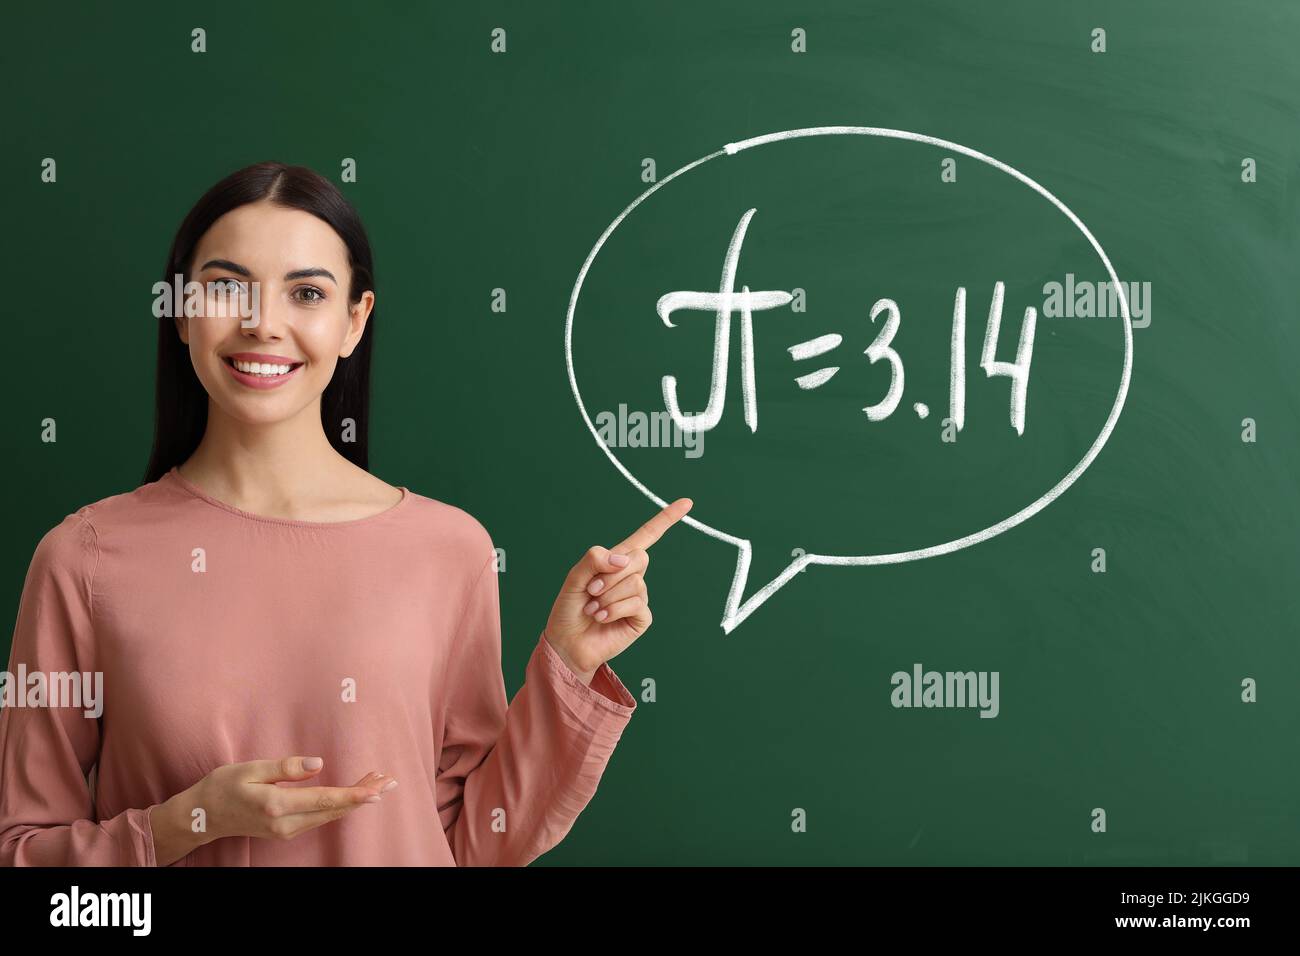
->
xmin=245 ymin=285 xmax=285 ymax=338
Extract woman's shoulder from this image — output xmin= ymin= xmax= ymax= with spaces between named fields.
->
xmin=401 ymin=489 xmax=495 ymax=553
xmin=333 ymin=465 xmax=490 ymax=551
xmin=390 ymin=491 xmax=499 ymax=582
xmin=34 ymin=472 xmax=169 ymax=536
xmin=62 ymin=470 xmax=189 ymax=534
xmin=26 ymin=509 xmax=97 ymax=581
xmin=25 ymin=474 xmax=175 ymax=580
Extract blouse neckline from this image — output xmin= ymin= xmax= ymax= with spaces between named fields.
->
xmin=165 ymin=466 xmax=411 ymax=529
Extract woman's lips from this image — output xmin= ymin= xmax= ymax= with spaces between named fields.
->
xmin=221 ymin=356 xmax=304 ymax=390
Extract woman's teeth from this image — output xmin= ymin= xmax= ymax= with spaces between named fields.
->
xmin=232 ymin=359 xmax=296 ymax=376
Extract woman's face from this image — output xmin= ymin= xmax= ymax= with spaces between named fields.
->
xmin=177 ymin=199 xmax=373 ymax=426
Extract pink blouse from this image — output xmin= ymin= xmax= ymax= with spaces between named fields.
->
xmin=0 ymin=467 xmax=637 ymax=865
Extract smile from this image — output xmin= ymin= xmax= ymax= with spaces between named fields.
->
xmin=222 ymin=355 xmax=304 ymax=389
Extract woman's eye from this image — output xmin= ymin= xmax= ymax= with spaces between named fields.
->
xmin=211 ymin=278 xmax=245 ymax=292
xmin=293 ymin=286 xmax=325 ymax=303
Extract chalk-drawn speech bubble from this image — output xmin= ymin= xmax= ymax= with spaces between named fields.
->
xmin=566 ymin=127 xmax=1133 ymax=634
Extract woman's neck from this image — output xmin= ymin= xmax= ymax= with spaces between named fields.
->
xmin=174 ymin=400 xmax=378 ymax=519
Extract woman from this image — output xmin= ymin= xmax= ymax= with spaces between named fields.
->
xmin=0 ymin=162 xmax=691 ymax=866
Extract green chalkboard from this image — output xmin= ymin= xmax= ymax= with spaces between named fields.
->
xmin=2 ymin=0 xmax=1297 ymax=865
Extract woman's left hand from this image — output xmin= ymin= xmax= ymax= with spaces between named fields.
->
xmin=543 ymin=498 xmax=693 ymax=682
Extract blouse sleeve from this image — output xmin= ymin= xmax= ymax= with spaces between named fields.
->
xmin=0 ymin=513 xmax=157 ymax=866
xmin=435 ymin=553 xmax=637 ymax=866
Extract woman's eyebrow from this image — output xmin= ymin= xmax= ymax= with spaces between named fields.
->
xmin=198 ymin=258 xmax=250 ymax=276
xmin=284 ymin=267 xmax=337 ymax=284
xmin=195 ymin=260 xmax=336 ymax=285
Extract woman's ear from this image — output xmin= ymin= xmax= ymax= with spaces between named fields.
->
xmin=174 ymin=313 xmax=188 ymax=345
xmin=339 ymin=290 xmax=375 ymax=359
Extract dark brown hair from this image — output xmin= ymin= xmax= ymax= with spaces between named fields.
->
xmin=143 ymin=162 xmax=376 ymax=484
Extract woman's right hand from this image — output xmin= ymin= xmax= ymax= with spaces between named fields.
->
xmin=155 ymin=756 xmax=396 ymax=863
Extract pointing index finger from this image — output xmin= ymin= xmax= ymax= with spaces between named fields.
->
xmin=614 ymin=498 xmax=693 ymax=553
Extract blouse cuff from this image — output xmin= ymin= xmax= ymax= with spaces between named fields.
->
xmin=534 ymin=632 xmax=637 ymax=718
xmin=132 ymin=805 xmax=159 ymax=867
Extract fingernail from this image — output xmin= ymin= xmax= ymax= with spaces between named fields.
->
xmin=589 ymin=578 xmax=605 ymax=594
xmin=303 ymin=757 xmax=323 ymax=770
xmin=584 ymin=599 xmax=599 ymax=615
xmin=610 ymin=553 xmax=630 ymax=567
xmin=365 ymin=795 xmax=382 ymax=803
xmin=595 ymin=609 xmax=609 ymax=621
xmin=382 ymin=779 xmax=398 ymax=792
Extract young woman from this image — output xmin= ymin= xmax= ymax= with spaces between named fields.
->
xmin=0 ymin=162 xmax=691 ymax=866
